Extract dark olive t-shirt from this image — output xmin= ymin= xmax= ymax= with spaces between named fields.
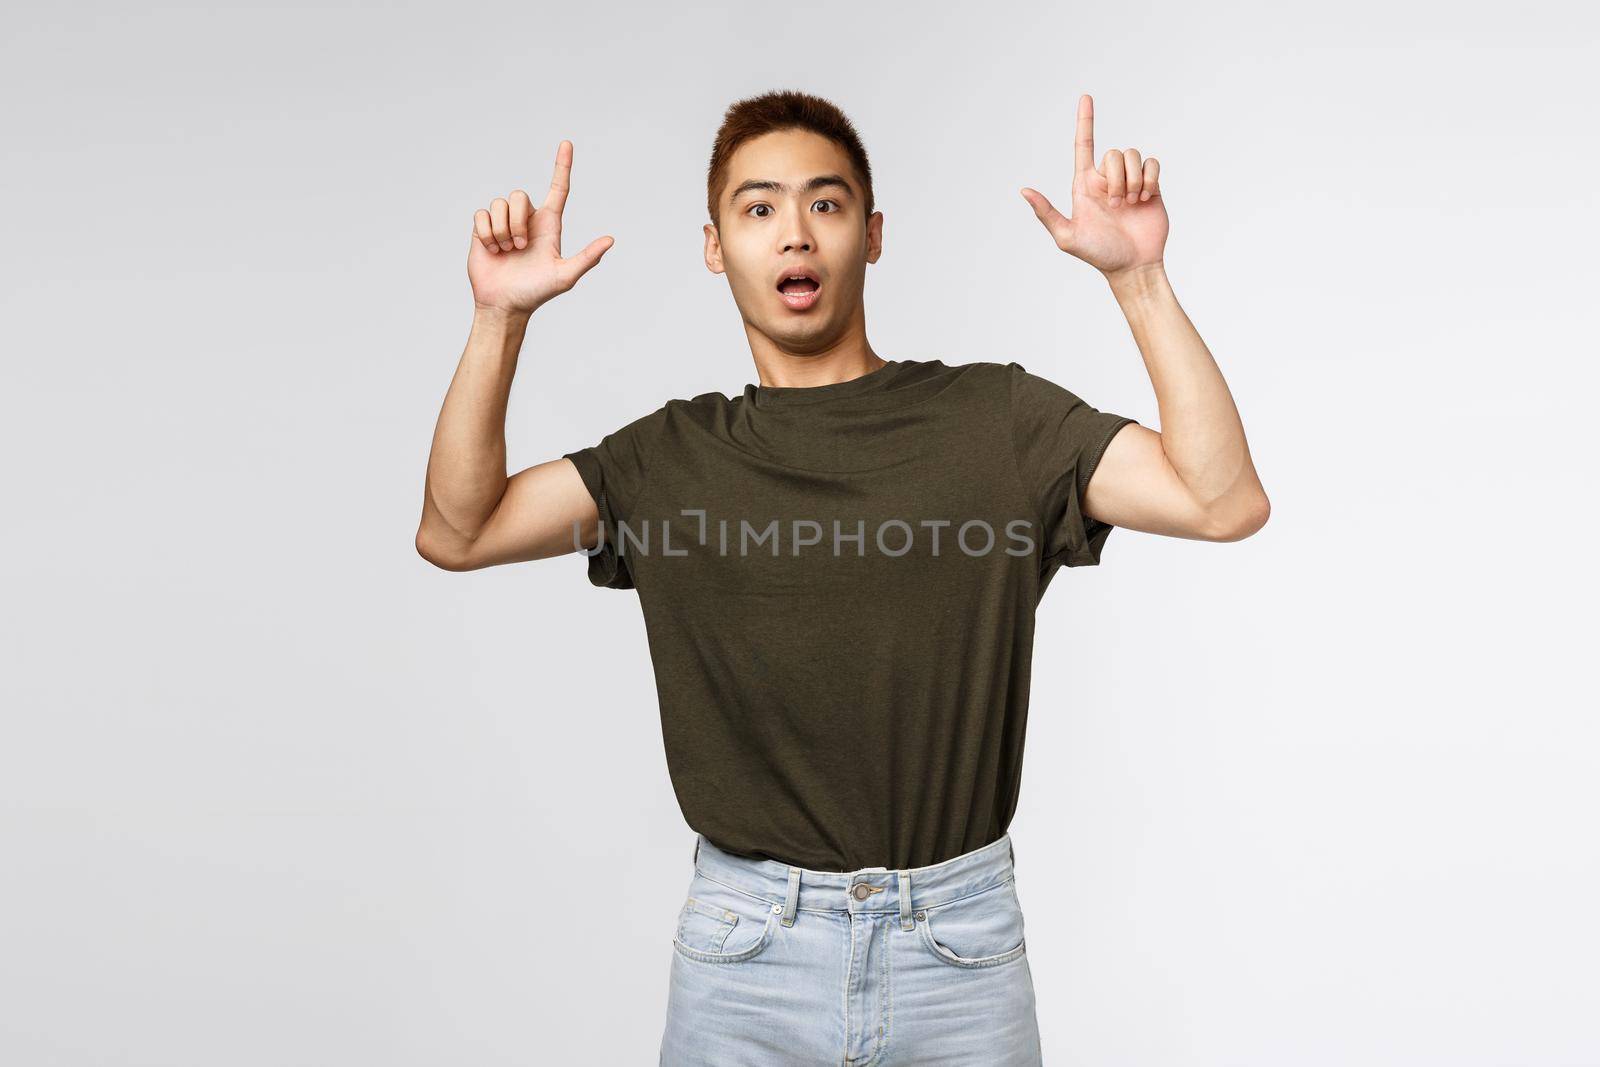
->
xmin=562 ymin=358 xmax=1136 ymax=871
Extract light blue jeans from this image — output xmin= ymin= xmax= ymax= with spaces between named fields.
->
xmin=660 ymin=831 xmax=1042 ymax=1065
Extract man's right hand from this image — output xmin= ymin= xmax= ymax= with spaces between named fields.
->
xmin=468 ymin=140 xmax=615 ymax=316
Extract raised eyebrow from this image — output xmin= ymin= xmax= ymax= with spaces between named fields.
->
xmin=729 ymin=174 xmax=856 ymax=206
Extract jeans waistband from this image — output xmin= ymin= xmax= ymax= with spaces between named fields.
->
xmin=691 ymin=832 xmax=1018 ymax=932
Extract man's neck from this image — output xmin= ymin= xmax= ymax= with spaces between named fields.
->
xmin=751 ymin=342 xmax=886 ymax=390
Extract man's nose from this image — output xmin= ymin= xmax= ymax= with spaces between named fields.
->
xmin=781 ymin=206 xmax=814 ymax=253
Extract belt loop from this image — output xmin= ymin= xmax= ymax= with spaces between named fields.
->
xmin=898 ymin=868 xmax=914 ymax=931
xmin=780 ymin=866 xmax=801 ymax=926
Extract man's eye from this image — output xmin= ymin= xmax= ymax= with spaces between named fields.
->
xmin=746 ymin=200 xmax=838 ymax=218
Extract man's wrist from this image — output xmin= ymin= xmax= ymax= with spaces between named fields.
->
xmin=1103 ymin=261 xmax=1171 ymax=306
xmin=472 ymin=303 xmax=534 ymax=330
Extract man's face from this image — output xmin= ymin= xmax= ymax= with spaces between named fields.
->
xmin=705 ymin=129 xmax=882 ymax=354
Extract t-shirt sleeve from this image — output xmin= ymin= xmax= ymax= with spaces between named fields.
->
xmin=562 ymin=404 xmax=668 ymax=590
xmin=1007 ymin=361 xmax=1139 ymax=577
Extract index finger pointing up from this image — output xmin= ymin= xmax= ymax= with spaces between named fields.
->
xmin=1074 ymin=95 xmax=1095 ymax=174
xmin=544 ymin=139 xmax=573 ymax=215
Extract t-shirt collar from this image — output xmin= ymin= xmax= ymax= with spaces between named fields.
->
xmin=748 ymin=359 xmax=902 ymax=410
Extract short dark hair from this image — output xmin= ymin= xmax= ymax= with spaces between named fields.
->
xmin=705 ymin=89 xmax=874 ymax=229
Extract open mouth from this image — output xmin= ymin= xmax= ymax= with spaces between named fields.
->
xmin=776 ymin=273 xmax=822 ymax=310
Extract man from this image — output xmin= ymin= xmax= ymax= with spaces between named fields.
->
xmin=416 ymin=90 xmax=1268 ymax=1064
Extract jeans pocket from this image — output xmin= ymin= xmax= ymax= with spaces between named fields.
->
xmin=677 ymin=896 xmax=739 ymax=953
xmin=672 ymin=870 xmax=778 ymax=965
xmin=915 ymin=876 xmax=1028 ymax=969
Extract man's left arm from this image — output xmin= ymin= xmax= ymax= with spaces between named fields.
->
xmin=1022 ymin=94 xmax=1270 ymax=543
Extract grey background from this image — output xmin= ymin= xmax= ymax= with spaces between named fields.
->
xmin=4 ymin=2 xmax=1596 ymax=1064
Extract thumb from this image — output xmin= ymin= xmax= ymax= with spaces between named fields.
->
xmin=561 ymin=234 xmax=615 ymax=285
xmin=1019 ymin=188 xmax=1076 ymax=252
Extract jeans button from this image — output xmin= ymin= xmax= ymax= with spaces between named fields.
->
xmin=852 ymin=883 xmax=871 ymax=900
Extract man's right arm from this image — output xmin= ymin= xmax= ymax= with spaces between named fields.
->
xmin=414 ymin=140 xmax=615 ymax=572
xmin=415 ymin=307 xmax=600 ymax=571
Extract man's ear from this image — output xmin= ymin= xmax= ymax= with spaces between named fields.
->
xmin=703 ymin=222 xmax=725 ymax=275
xmin=865 ymin=211 xmax=884 ymax=265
